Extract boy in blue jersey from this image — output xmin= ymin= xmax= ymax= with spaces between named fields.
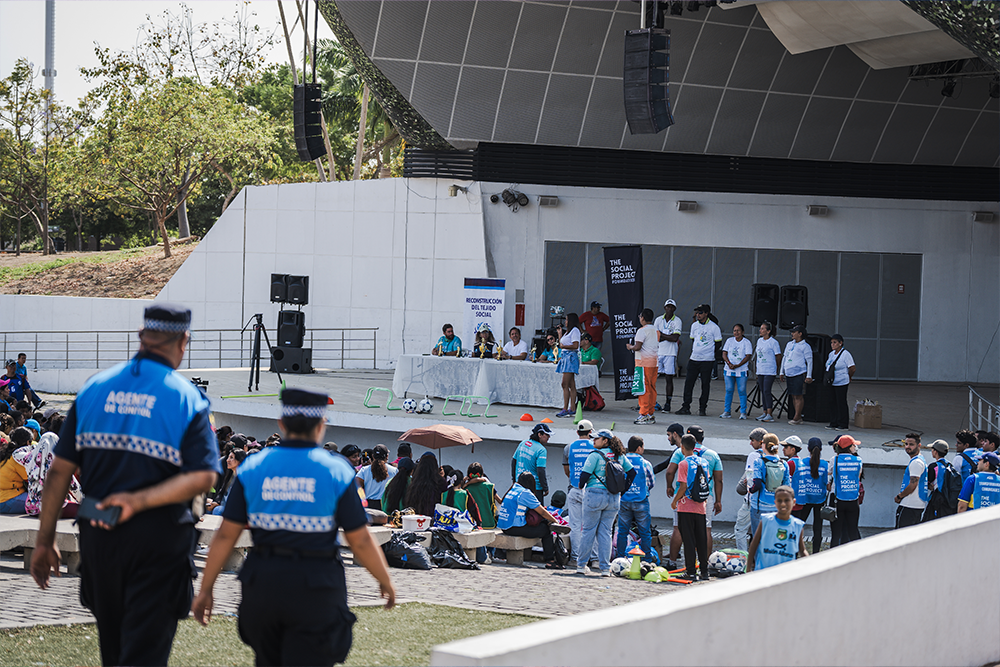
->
xmin=616 ymin=436 xmax=655 ymax=560
xmin=957 ymin=452 xmax=1000 ymax=512
xmin=747 ymin=485 xmax=807 ymax=572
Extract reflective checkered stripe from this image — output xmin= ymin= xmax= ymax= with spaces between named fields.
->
xmin=144 ymin=318 xmax=189 ymax=333
xmin=248 ymin=513 xmax=334 ymax=533
xmin=77 ymin=432 xmax=182 ymax=466
xmin=281 ymin=405 xmax=327 ymax=418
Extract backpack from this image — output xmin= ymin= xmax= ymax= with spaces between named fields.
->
xmin=552 ymin=532 xmax=569 ymax=565
xmin=600 ymin=453 xmax=628 ymax=494
xmin=936 ymin=461 xmax=963 ymax=509
xmin=960 ymin=452 xmax=978 ymax=476
xmin=762 ymin=457 xmax=785 ymax=493
xmin=687 ymin=459 xmax=711 ymax=502
xmin=579 ymin=386 xmax=606 ymax=412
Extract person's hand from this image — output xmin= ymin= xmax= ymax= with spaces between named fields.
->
xmin=779 ymin=374 xmax=785 ymax=381
xmin=95 ymin=492 xmax=141 ymax=528
xmin=192 ymin=589 xmax=214 ymax=625
xmin=894 ymin=493 xmax=901 ymax=504
xmin=714 ymin=500 xmax=722 ymax=515
xmin=670 ymin=497 xmax=678 ymax=510
xmin=805 ymin=377 xmax=813 ymax=384
xmin=666 ymin=486 xmax=674 ymax=498
xmin=380 ymin=581 xmax=397 ymax=610
xmin=30 ymin=543 xmax=62 ymax=589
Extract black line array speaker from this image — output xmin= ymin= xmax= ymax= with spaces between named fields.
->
xmin=750 ymin=283 xmax=779 ymax=327
xmin=293 ymin=83 xmax=325 ymax=162
xmin=623 ymin=28 xmax=674 ymax=135
xmin=286 ymin=275 xmax=309 ymax=305
xmin=278 ymin=310 xmax=306 ymax=348
xmin=778 ymin=285 xmax=809 ymax=330
xmin=802 ymin=333 xmax=831 ymax=423
xmin=270 ymin=346 xmax=313 ymax=374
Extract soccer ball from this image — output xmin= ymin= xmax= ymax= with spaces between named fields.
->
xmin=708 ymin=551 xmax=728 ymax=571
xmin=402 ymin=398 xmax=418 ymax=413
xmin=725 ymin=557 xmax=745 ymax=574
xmin=418 ymin=398 xmax=433 ymax=414
xmin=610 ymin=557 xmax=630 ymax=577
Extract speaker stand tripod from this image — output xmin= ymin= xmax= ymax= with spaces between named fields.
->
xmin=243 ymin=313 xmax=282 ymax=391
xmin=747 ymin=379 xmax=789 ymax=420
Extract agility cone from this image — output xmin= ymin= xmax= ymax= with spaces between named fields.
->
xmin=628 ymin=546 xmax=645 ymax=580
xmin=520 ymin=413 xmax=534 ymax=422
xmin=573 ymin=401 xmax=583 ymax=424
xmin=541 ymin=418 xmax=554 ymax=424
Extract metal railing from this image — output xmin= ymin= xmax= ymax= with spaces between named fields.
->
xmin=969 ymin=386 xmax=1000 ymax=435
xmin=1 ymin=328 xmax=379 ymax=371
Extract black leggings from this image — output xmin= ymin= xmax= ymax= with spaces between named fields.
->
xmin=828 ymin=384 xmax=850 ymax=428
xmin=677 ymin=512 xmax=708 ymax=578
xmin=503 ymin=523 xmax=555 ymax=561
xmin=792 ymin=503 xmax=824 ymax=554
xmin=830 ymin=498 xmax=860 ymax=547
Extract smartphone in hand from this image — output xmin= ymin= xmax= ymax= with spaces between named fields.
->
xmin=78 ymin=496 xmax=122 ymax=528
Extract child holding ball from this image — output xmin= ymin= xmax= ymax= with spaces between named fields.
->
xmin=747 ymin=485 xmax=808 ymax=572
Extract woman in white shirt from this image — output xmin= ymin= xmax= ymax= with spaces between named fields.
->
xmin=753 ymin=321 xmax=782 ymax=423
xmin=825 ymin=334 xmax=856 ymax=430
xmin=555 ymin=313 xmax=581 ymax=418
xmin=721 ymin=324 xmax=753 ymax=419
xmin=779 ymin=324 xmax=812 ymax=425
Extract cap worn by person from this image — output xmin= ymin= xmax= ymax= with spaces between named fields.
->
xmin=667 ymin=423 xmax=685 ymax=436
xmin=807 ymin=437 xmax=823 ymax=452
xmin=0 ymin=378 xmax=10 ymax=388
xmin=590 ymin=301 xmax=601 ymax=309
xmin=550 ymin=489 xmax=567 ymax=508
xmin=230 ymin=433 xmax=249 ymax=449
xmin=577 ymin=419 xmax=594 ymax=435
xmin=782 ymin=435 xmax=804 ymax=451
xmin=694 ymin=304 xmax=710 ymax=314
xmin=749 ymin=427 xmax=768 ymax=442
xmin=396 ymin=457 xmax=416 ymax=473
xmin=664 ymin=299 xmax=677 ymax=307
xmin=533 ymin=423 xmax=553 ymax=436
xmin=931 ymin=439 xmax=949 ymax=455
xmin=280 ymin=387 xmax=329 ymax=419
xmin=790 ymin=324 xmax=807 ymax=334
xmin=341 ymin=444 xmax=362 ymax=458
xmin=142 ymin=303 xmax=192 ymax=333
xmin=687 ymin=425 xmax=705 ymax=440
xmin=595 ymin=429 xmax=614 ymax=440
xmin=42 ymin=408 xmax=59 ymax=420
xmin=982 ymin=452 xmax=1000 ymax=470
xmin=25 ymin=419 xmax=41 ymax=433
xmin=831 ymin=434 xmax=860 ymax=448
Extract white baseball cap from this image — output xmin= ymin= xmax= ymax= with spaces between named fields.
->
xmin=664 ymin=299 xmax=677 ymax=307
xmin=577 ymin=419 xmax=594 ymax=435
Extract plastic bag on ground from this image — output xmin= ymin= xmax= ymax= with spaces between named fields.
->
xmin=426 ymin=528 xmax=480 ymax=570
xmin=382 ymin=531 xmax=432 ymax=570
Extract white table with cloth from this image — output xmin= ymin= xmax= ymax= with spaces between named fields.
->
xmin=392 ymin=355 xmax=599 ymax=409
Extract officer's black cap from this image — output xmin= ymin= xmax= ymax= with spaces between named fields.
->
xmin=281 ymin=388 xmax=329 ymax=418
xmin=143 ymin=303 xmax=192 ymax=333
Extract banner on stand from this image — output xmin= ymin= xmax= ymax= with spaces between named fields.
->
xmin=463 ymin=278 xmax=505 ymax=350
xmin=603 ymin=246 xmax=644 ymax=401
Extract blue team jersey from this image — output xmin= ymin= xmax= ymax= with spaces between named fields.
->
xmin=565 ymin=439 xmax=595 ymax=488
xmin=3 ymin=374 xmax=27 ymax=401
xmin=497 ymin=482 xmax=541 ymax=529
xmin=754 ymin=513 xmax=804 ymax=570
xmin=958 ymin=472 xmax=1000 ymax=509
xmin=621 ymin=453 xmax=650 ymax=502
xmin=751 ymin=455 xmax=791 ymax=511
xmin=900 ymin=455 xmax=929 ymax=502
xmin=833 ymin=454 xmax=863 ymax=501
xmin=954 ymin=450 xmax=981 ymax=482
xmin=513 ymin=438 xmax=547 ymax=488
xmin=792 ymin=457 xmax=829 ymax=505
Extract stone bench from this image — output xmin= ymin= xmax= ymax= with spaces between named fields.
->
xmin=489 ymin=534 xmax=540 ymax=566
xmin=452 ymin=529 xmax=501 ymax=562
xmin=0 ymin=515 xmax=81 ymax=575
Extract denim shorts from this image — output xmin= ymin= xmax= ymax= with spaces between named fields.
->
xmin=786 ymin=372 xmax=806 ymax=396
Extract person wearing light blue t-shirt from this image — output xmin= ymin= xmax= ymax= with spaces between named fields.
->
xmin=747 ymin=485 xmax=807 ymax=572
xmin=513 ymin=424 xmax=551 ymax=502
xmin=748 ymin=434 xmax=791 ymax=536
xmin=354 ymin=445 xmax=398 ymax=511
xmin=664 ymin=425 xmax=724 ymax=561
xmin=952 ymin=430 xmax=981 ymax=482
xmin=497 ymin=473 xmax=563 ymax=568
xmin=432 ymin=323 xmax=462 ymax=356
xmin=576 ymin=430 xmax=635 ymax=576
xmin=957 ymin=452 xmax=1000 ymax=512
xmin=562 ymin=421 xmax=596 ymax=562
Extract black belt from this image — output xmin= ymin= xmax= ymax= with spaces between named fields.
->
xmin=254 ymin=545 xmax=338 ymax=559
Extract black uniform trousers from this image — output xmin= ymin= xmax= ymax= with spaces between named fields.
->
xmin=238 ymin=554 xmax=356 ymax=667
xmin=830 ymin=499 xmax=861 ymax=547
xmin=677 ymin=511 xmax=708 ymax=578
xmin=681 ymin=360 xmax=714 ymax=412
xmin=78 ymin=507 xmax=197 ymax=667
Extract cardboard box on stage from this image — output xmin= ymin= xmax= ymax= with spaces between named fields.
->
xmin=854 ymin=403 xmax=882 ymax=429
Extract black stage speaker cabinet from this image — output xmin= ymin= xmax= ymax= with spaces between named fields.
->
xmin=623 ymin=28 xmax=674 ymax=135
xmin=293 ymin=83 xmax=325 ymax=161
xmin=286 ymin=275 xmax=309 ymax=305
xmin=270 ymin=346 xmax=313 ymax=374
xmin=802 ymin=333 xmax=832 ymax=423
xmin=750 ymin=283 xmax=779 ymax=327
xmin=778 ymin=285 xmax=809 ymax=330
xmin=270 ymin=273 xmax=288 ymax=303
xmin=277 ymin=310 xmax=306 ymax=348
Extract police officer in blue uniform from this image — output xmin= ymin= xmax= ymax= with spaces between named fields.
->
xmin=31 ymin=303 xmax=220 ymax=666
xmin=193 ymin=388 xmax=396 ymax=666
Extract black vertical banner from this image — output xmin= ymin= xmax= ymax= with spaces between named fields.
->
xmin=603 ymin=245 xmax=644 ymax=401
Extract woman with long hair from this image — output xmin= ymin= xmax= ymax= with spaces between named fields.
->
xmin=356 ymin=444 xmax=397 ymax=511
xmin=0 ymin=427 xmax=31 ymax=514
xmin=791 ymin=437 xmax=829 ymax=553
xmin=748 ymin=433 xmax=791 ymax=537
xmin=405 ymin=453 xmax=447 ymax=517
xmin=555 ymin=313 xmax=581 ymax=419
xmin=206 ymin=448 xmax=247 ymax=514
xmin=381 ymin=457 xmax=415 ymax=513
xmin=575 ymin=431 xmax=636 ymax=576
xmin=829 ymin=434 xmax=863 ymax=546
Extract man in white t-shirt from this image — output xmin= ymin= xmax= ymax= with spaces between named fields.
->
xmin=677 ymin=304 xmax=722 ymax=417
xmin=653 ymin=299 xmax=682 ymax=413
xmin=627 ymin=308 xmax=659 ymax=425
xmin=500 ymin=327 xmax=529 ymax=360
xmin=894 ymin=433 xmax=927 ymax=528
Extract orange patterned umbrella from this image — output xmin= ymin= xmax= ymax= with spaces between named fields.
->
xmin=398 ymin=424 xmax=482 ymax=451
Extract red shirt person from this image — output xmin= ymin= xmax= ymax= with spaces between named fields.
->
xmin=581 ymin=302 xmax=610 ymax=350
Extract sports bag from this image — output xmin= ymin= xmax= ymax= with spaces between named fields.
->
xmin=762 ymin=457 xmax=785 ymax=493
xmin=687 ymin=459 xmax=711 ymax=503
xmin=579 ymin=385 xmax=606 ymax=411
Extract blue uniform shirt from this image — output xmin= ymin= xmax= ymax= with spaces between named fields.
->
xmin=564 ymin=438 xmax=594 ymax=488
xmin=3 ymin=373 xmax=28 ymax=401
xmin=621 ymin=453 xmax=652 ymax=502
xmin=436 ymin=336 xmax=462 ymax=353
xmin=496 ymin=482 xmax=541 ymax=529
xmin=751 ymin=455 xmax=791 ymax=512
xmin=54 ymin=352 xmax=220 ymax=501
xmin=958 ymin=471 xmax=1000 ymax=509
xmin=833 ymin=453 xmax=863 ymax=501
xmin=513 ymin=438 xmax=547 ymax=490
xmin=792 ymin=457 xmax=829 ymax=505
xmin=754 ymin=513 xmax=804 ymax=570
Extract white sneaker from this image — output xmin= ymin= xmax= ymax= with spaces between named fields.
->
xmin=755 ymin=414 xmax=765 ymax=421
xmin=600 ymin=571 xmax=611 ymax=577
xmin=576 ymin=565 xmax=591 ymax=575
xmin=719 ymin=412 xmax=731 ymax=419
xmin=761 ymin=414 xmax=775 ymax=422
xmin=739 ymin=413 xmax=748 ymax=420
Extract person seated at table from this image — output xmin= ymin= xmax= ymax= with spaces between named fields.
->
xmin=471 ymin=324 xmax=499 ymax=358
xmin=580 ymin=333 xmax=601 ymax=366
xmin=497 ymin=473 xmax=564 ymax=569
xmin=535 ymin=332 xmax=559 ymax=364
xmin=433 ymin=323 xmax=462 ymax=356
xmin=501 ymin=327 xmax=529 ymax=360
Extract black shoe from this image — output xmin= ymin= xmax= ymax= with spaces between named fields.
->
xmin=698 ymin=409 xmax=707 ymax=417
xmin=676 ymin=407 xmax=691 ymax=415
xmin=35 ymin=401 xmax=46 ymax=409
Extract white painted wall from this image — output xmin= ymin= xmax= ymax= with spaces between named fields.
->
xmin=432 ymin=505 xmax=1000 ymax=667
xmin=159 ymin=178 xmax=488 ymax=368
xmin=482 ymin=183 xmax=999 ymax=383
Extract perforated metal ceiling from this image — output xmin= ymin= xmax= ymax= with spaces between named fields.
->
xmin=333 ymin=0 xmax=999 ymax=167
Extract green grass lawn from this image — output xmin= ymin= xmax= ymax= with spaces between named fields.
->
xmin=0 ymin=603 xmax=538 ymax=667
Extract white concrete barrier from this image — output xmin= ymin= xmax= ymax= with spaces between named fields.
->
xmin=432 ymin=506 xmax=1000 ymax=667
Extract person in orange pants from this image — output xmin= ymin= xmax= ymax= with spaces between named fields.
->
xmin=627 ymin=308 xmax=659 ymax=425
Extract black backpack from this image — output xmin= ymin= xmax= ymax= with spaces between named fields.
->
xmin=935 ymin=461 xmax=963 ymax=509
xmin=687 ymin=459 xmax=711 ymax=503
xmin=600 ymin=453 xmax=628 ymax=494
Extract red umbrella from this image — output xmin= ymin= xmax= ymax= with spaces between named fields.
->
xmin=397 ymin=424 xmax=482 ymax=451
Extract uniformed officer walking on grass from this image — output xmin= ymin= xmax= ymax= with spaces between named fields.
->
xmin=193 ymin=387 xmax=396 ymax=666
xmin=31 ymin=303 xmax=220 ymax=667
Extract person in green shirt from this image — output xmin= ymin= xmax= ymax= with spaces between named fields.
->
xmin=580 ymin=333 xmax=602 ymax=366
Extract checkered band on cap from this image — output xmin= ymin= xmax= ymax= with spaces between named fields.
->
xmin=143 ymin=317 xmax=190 ymax=333
xmin=281 ymin=404 xmax=327 ymax=418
